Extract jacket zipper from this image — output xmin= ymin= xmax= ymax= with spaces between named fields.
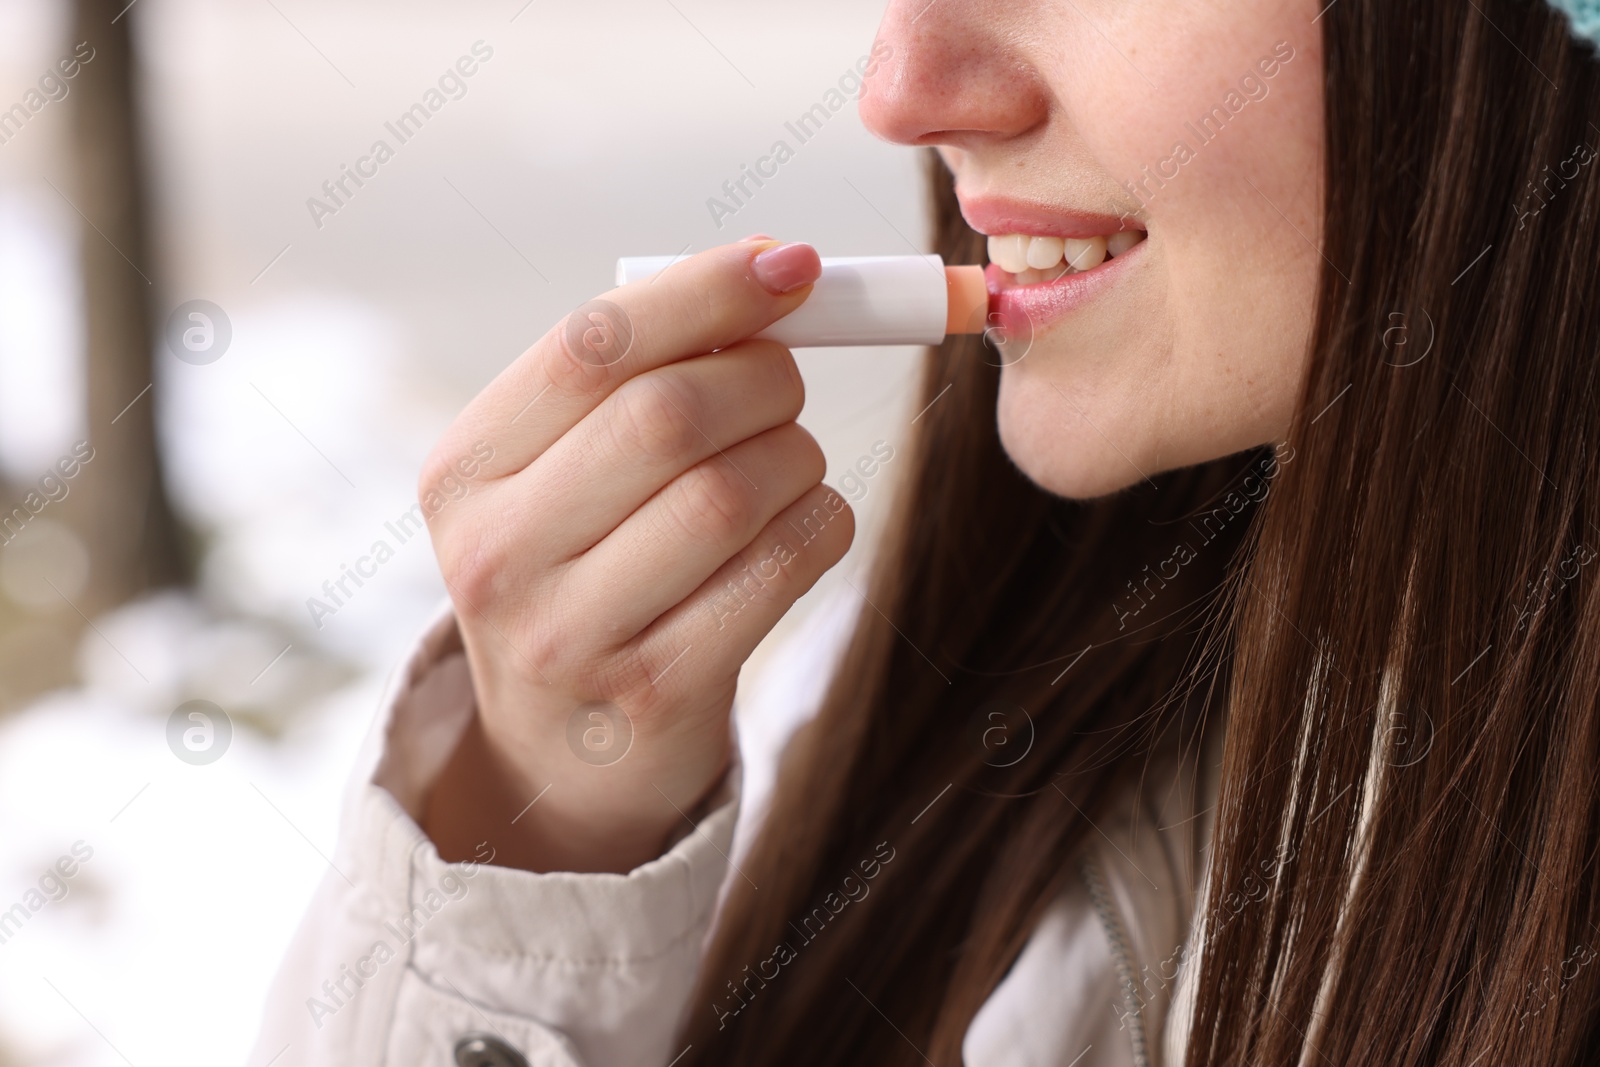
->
xmin=1078 ymin=854 xmax=1151 ymax=1067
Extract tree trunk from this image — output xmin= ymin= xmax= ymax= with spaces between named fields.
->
xmin=65 ymin=0 xmax=189 ymax=612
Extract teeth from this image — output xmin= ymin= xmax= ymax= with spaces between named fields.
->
xmin=1063 ymin=236 xmax=1108 ymax=271
xmin=987 ymin=234 xmax=1030 ymax=274
xmin=985 ymin=230 xmax=1142 ymax=280
xmin=1025 ymin=236 xmax=1064 ymax=270
xmin=1107 ymin=230 xmax=1142 ymax=257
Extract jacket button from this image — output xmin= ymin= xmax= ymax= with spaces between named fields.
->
xmin=453 ymin=1033 xmax=530 ymax=1067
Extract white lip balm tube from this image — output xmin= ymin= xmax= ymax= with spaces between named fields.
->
xmin=614 ymin=254 xmax=990 ymax=348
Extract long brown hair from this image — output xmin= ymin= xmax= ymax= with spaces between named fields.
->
xmin=679 ymin=1 xmax=1600 ymax=1063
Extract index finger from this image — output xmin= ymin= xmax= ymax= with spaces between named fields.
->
xmin=443 ymin=239 xmax=821 ymax=478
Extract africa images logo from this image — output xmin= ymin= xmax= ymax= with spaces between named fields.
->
xmin=166 ymin=700 xmax=232 ymax=766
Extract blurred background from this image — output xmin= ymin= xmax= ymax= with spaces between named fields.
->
xmin=0 ymin=0 xmax=925 ymax=1062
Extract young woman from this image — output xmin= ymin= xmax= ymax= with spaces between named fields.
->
xmin=253 ymin=0 xmax=1600 ymax=1063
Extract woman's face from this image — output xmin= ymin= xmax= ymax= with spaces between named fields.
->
xmin=861 ymin=0 xmax=1324 ymax=498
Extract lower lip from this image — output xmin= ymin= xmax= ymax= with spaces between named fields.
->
xmin=984 ymin=238 xmax=1146 ymax=338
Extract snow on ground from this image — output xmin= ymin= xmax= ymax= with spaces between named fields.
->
xmin=0 ymin=614 xmax=377 ymax=1066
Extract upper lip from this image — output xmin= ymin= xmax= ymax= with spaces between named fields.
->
xmin=956 ymin=192 xmax=1143 ymax=240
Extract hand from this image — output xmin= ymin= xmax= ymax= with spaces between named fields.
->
xmin=418 ymin=239 xmax=855 ymax=873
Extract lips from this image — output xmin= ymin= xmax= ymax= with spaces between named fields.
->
xmin=959 ymin=195 xmax=1147 ymax=337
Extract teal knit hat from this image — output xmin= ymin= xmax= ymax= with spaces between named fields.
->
xmin=1549 ymin=0 xmax=1600 ymax=44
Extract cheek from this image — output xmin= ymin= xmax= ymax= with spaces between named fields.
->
xmin=1075 ymin=2 xmax=1323 ymax=428
xmin=1067 ymin=4 xmax=1324 ymax=256
xmin=1060 ymin=2 xmax=1321 ymax=180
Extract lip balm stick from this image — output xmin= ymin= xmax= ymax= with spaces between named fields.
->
xmin=615 ymin=254 xmax=991 ymax=348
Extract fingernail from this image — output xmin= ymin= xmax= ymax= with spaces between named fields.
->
xmin=751 ymin=242 xmax=821 ymax=294
xmin=739 ymin=232 xmax=776 ymax=242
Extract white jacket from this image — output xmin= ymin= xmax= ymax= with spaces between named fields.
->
xmin=252 ymin=596 xmax=1222 ymax=1067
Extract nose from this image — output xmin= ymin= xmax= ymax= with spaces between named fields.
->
xmin=859 ymin=0 xmax=1048 ymax=149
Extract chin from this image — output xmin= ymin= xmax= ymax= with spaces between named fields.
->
xmin=994 ymin=371 xmax=1156 ymax=500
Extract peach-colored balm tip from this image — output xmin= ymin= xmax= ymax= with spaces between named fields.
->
xmin=945 ymin=265 xmax=990 ymax=334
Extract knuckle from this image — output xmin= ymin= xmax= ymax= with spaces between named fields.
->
xmin=786 ymin=487 xmax=854 ymax=556
xmin=761 ymin=342 xmax=806 ymax=417
xmin=674 ymin=460 xmax=755 ymax=544
xmin=519 ymin=601 xmax=607 ymax=687
xmin=417 ymin=446 xmax=461 ymax=508
xmin=418 ymin=459 xmax=477 ymax=519
xmin=541 ymin=333 xmax=620 ymax=398
xmin=784 ymin=424 xmax=827 ymax=485
xmin=528 ymin=641 xmax=610 ymax=696
xmin=816 ymin=483 xmax=852 ymax=521
xmin=727 ymin=340 xmax=805 ymax=420
xmin=518 ymin=622 xmax=565 ymax=682
xmin=821 ymin=494 xmax=857 ymax=556
xmin=548 ymin=564 xmax=688 ymax=679
xmin=437 ymin=522 xmax=506 ymax=608
xmin=560 ymin=298 xmax=636 ymax=368
xmin=726 ymin=545 xmax=793 ymax=614
xmin=591 ymin=652 xmax=665 ymax=713
xmin=610 ymin=379 xmax=699 ymax=461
